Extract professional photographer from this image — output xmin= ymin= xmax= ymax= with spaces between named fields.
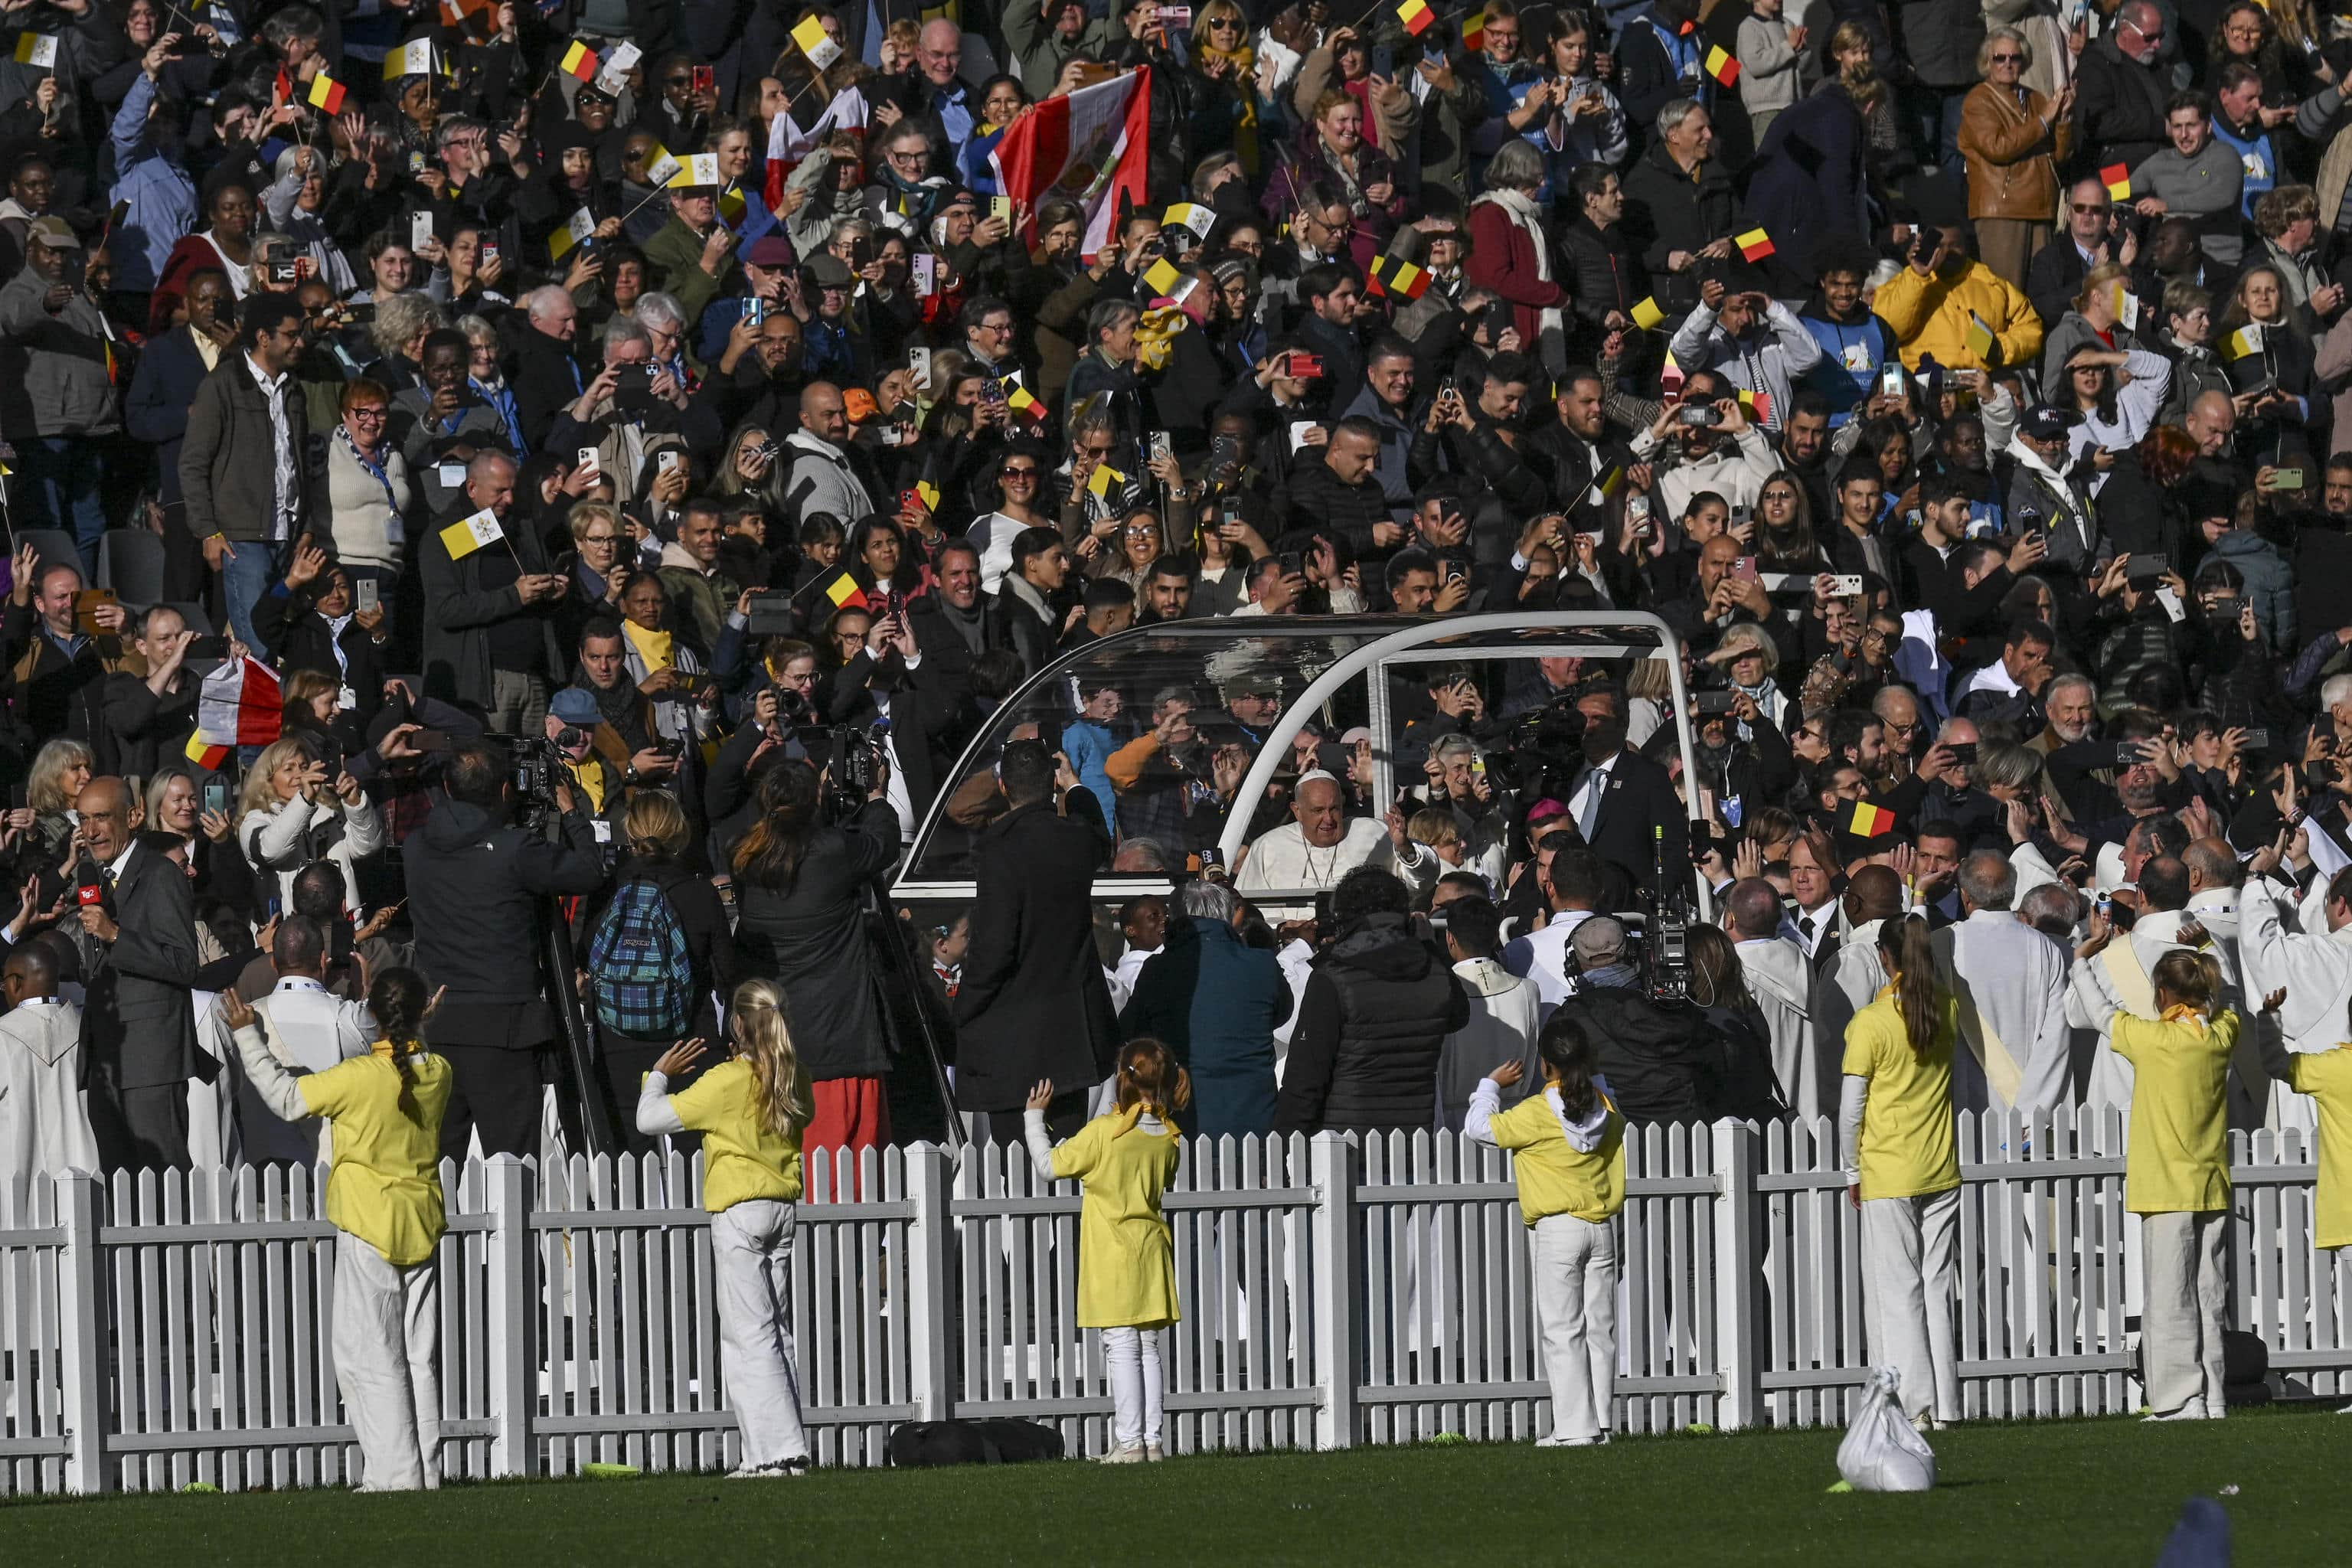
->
xmin=1547 ymin=916 xmax=1752 ymax=1126
xmin=729 ymin=746 xmax=901 ymax=1158
xmin=402 ymin=739 xmax=606 ymax=1159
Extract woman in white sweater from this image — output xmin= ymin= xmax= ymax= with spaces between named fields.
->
xmin=237 ymin=737 xmax=387 ymax=916
xmin=312 ymin=378 xmax=415 ymax=583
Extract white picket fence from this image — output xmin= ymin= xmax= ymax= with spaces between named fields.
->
xmin=2 ymin=1111 xmax=2347 ymax=1494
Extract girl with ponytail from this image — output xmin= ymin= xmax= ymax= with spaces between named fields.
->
xmin=1023 ymin=1040 xmax=1191 ymax=1463
xmin=220 ymin=967 xmax=454 ymax=1491
xmin=2109 ymin=948 xmax=2242 ymax=1422
xmin=1465 ymin=1010 xmax=1625 ymax=1447
xmin=1838 ymin=913 xmax=1963 ymax=1429
xmin=636 ymin=978 xmax=817 ymax=1478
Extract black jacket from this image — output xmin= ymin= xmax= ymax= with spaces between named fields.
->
xmin=1276 ymin=913 xmax=1471 ymax=1135
xmin=251 ymin=586 xmax=389 ymax=730
xmin=732 ymin=800 xmax=900 ymax=1080
xmin=1559 ymin=217 xmax=1646 ymax=328
xmin=403 ymin=795 xmax=606 ymax=1050
xmin=2072 ymin=38 xmax=2171 ymax=176
xmin=1558 ymin=980 xmax=1724 ymax=1126
xmin=952 ymin=797 xmax=1117 ymax=1113
xmin=1578 ymin=747 xmax=1690 ymax=896
xmin=102 ymin=668 xmax=200 ymax=782
xmin=1621 ymin=141 xmax=1739 ymax=315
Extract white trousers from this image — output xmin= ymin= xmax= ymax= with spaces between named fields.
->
xmin=2141 ymin=1209 xmax=2229 ymax=1416
xmin=333 ymin=1233 xmax=440 ymax=1491
xmin=1861 ymin=1187 xmax=1961 ymax=1423
xmin=1101 ymin=1326 xmax=1165 ymax=1449
xmin=1531 ymin=1213 xmax=1618 ymax=1441
xmin=711 ymin=1200 xmax=811 ymax=1468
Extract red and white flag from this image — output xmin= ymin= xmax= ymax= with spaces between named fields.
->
xmin=988 ymin=67 xmax=1151 ymax=260
xmin=765 ymin=85 xmax=870 ymax=211
xmin=195 ymin=658 xmax=284 ymax=750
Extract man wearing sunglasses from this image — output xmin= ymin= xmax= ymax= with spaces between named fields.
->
xmin=2073 ymin=0 xmax=2171 ymax=177
xmin=2027 ymin=176 xmax=2136 ymax=329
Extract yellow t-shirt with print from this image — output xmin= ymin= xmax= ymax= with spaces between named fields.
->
xmin=2284 ymin=1046 xmax=2352 ymax=1249
xmin=1486 ymin=1091 xmax=1625 ymax=1226
xmin=1051 ymin=1112 xmax=1182 ymax=1328
xmin=2113 ymin=1008 xmax=2239 ymax=1215
xmin=668 ymin=1057 xmax=805 ymax=1214
xmin=1841 ymin=984 xmax=1961 ymax=1201
xmin=299 ymin=1045 xmax=454 ymax=1266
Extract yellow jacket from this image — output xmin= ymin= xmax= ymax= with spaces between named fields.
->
xmin=1870 ymin=257 xmax=2045 ymax=373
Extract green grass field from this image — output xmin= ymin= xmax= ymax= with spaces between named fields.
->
xmin=4 ymin=1404 xmax=2340 ymax=1563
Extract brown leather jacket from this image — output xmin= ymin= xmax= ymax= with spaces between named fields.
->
xmin=1958 ymin=82 xmax=2074 ymax=222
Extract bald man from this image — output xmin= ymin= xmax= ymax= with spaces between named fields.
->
xmin=1815 ymin=864 xmax=1909 ymax=1063
xmin=70 ymin=776 xmax=207 ymax=1171
xmin=784 ymin=380 xmax=878 ymax=521
xmin=2075 ymin=0 xmax=2172 ymax=176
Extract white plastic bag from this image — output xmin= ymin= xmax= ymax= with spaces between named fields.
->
xmin=1835 ymin=1367 xmax=1936 ymax=1492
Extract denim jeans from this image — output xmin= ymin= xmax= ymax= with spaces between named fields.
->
xmin=220 ymin=536 xmax=290 ymax=660
xmin=15 ymin=436 xmax=107 ymax=573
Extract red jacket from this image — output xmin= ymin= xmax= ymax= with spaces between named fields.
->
xmin=1465 ymin=200 xmax=1566 ymax=352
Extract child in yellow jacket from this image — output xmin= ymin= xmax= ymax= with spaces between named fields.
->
xmin=225 ymin=967 xmax=452 ymax=1492
xmin=1026 ymin=1040 xmax=1188 ymax=1464
xmin=636 ymin=978 xmax=815 ymax=1478
xmin=1466 ymin=1008 xmax=1625 ymax=1447
xmin=2112 ymin=950 xmax=2241 ymax=1423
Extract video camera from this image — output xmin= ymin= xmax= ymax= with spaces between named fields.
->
xmin=498 ymin=733 xmax=573 ymax=829
xmin=1631 ymin=824 xmax=1697 ymax=1007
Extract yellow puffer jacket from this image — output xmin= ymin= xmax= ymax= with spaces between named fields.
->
xmin=1871 ymin=257 xmax=2046 ymax=373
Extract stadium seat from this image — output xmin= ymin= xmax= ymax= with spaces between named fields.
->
xmin=162 ymin=601 xmax=214 ymax=637
xmin=11 ymin=528 xmax=81 ymax=585
xmin=98 ymin=529 xmax=169 ymax=608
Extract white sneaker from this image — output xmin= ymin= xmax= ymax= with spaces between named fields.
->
xmin=1537 ymin=1432 xmax=1608 ymax=1448
xmin=1145 ymin=1443 xmax=1165 ymax=1462
xmin=2143 ymin=1400 xmax=2208 ymax=1423
xmin=1098 ymin=1443 xmax=1147 ymax=1465
xmin=728 ymin=1457 xmax=810 ymax=1479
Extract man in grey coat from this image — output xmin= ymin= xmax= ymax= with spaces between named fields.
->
xmin=0 ymin=217 xmax=120 ymax=568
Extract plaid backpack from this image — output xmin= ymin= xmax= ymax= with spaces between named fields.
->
xmin=587 ymin=876 xmax=693 ymax=1037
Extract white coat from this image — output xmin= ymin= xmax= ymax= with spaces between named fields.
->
xmin=1736 ymin=935 xmax=1822 ymax=1119
xmin=0 ymin=998 xmax=99 ymax=1191
xmin=1934 ymin=908 xmax=2073 ymax=1124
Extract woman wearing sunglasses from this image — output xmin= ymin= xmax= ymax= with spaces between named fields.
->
xmin=1956 ymin=25 xmax=2075 ymax=291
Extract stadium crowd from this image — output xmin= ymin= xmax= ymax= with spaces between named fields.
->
xmin=6 ymin=0 xmax=2352 ymax=1481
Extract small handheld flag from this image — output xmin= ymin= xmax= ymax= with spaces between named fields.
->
xmin=1088 ymin=462 xmax=1127 ymax=498
xmin=1585 ymin=465 xmax=1624 ymax=510
xmin=1630 ymin=296 xmax=1665 ymax=330
xmin=1704 ymin=44 xmax=1740 ymax=87
xmin=1163 ymin=202 xmax=1215 ymax=238
xmin=1964 ymin=313 xmax=1997 ymax=360
xmin=1142 ymin=256 xmax=1183 ymax=297
xmin=439 ymin=0 xmax=498 ymax=41
xmin=305 ymin=72 xmax=347 ymax=114
xmin=1735 ymin=227 xmax=1775 ymax=263
xmin=2224 ymin=323 xmax=2265 ymax=359
xmin=439 ymin=510 xmax=505 ymax=559
xmin=793 ymin=14 xmax=844 ymax=68
xmin=821 ymin=570 xmax=869 ymax=609
xmin=549 ymin=207 xmax=597 ymax=262
xmin=2101 ymin=162 xmax=2132 ymax=201
xmin=1396 ymin=0 xmax=1435 ymax=34
xmin=384 ymin=38 xmax=435 ymax=80
xmin=668 ymin=152 xmax=721 ymax=189
xmin=1462 ymin=8 xmax=1487 ymax=49
xmin=1847 ymin=800 xmax=1896 ymax=838
xmin=915 ymin=479 xmax=941 ymax=511
xmin=185 ymin=735 xmax=231 ymax=772
xmin=13 ymin=32 xmax=57 ymax=68
xmin=642 ymin=146 xmax=682 ymax=190
xmin=560 ymin=41 xmax=599 ymax=81
xmin=1370 ymin=254 xmax=1429 ymax=300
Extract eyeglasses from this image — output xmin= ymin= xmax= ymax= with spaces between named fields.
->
xmin=1207 ymin=15 xmax=1239 ymax=27
xmin=580 ymin=532 xmax=619 ymax=545
xmin=1125 ymin=524 xmax=1161 ymax=537
xmin=1990 ymin=52 xmax=2024 ymax=64
xmin=1001 ymin=466 xmax=1039 ymax=479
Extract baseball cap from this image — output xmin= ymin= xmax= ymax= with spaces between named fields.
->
xmin=1570 ymin=915 xmax=1628 ymax=968
xmin=741 ymin=235 xmax=794 ymax=268
xmin=2019 ymin=403 xmax=2082 ymax=443
xmin=26 ymin=217 xmax=77 ymax=250
xmin=549 ymin=688 xmax=602 ymax=726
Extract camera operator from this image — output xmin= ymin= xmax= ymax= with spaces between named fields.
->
xmin=730 ymin=748 xmax=900 ymax=1157
xmin=1547 ymin=916 xmax=1734 ymax=1126
xmin=402 ymin=739 xmax=606 ymax=1159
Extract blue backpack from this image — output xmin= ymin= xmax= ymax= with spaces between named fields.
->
xmin=588 ymin=876 xmax=693 ymax=1037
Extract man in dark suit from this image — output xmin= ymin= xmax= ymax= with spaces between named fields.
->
xmin=122 ymin=266 xmax=234 ymax=602
xmin=2026 ymin=178 xmax=2133 ymax=329
xmin=952 ymin=739 xmax=1117 ymax=1143
xmin=903 ymin=541 xmax=999 ymax=814
xmin=1566 ymin=684 xmax=1687 ymax=896
xmin=72 ymin=776 xmax=208 ymax=1171
xmin=509 ymin=285 xmax=590 ymax=452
